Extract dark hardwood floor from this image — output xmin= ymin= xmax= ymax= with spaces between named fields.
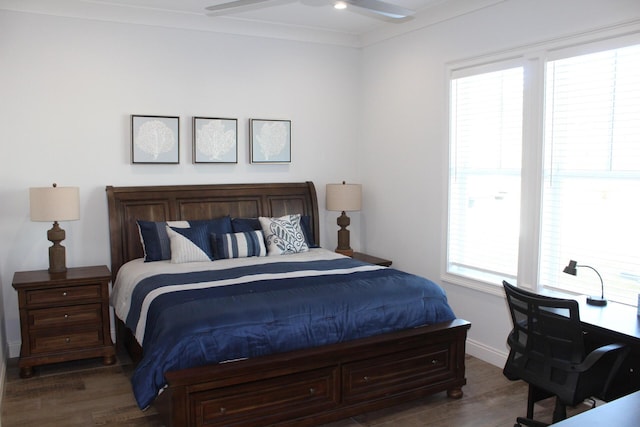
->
xmin=1 ymin=353 xmax=592 ymax=426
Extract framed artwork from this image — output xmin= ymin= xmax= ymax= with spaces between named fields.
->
xmin=131 ymin=115 xmax=180 ymax=164
xmin=250 ymin=119 xmax=291 ymax=164
xmin=193 ymin=117 xmax=238 ymax=163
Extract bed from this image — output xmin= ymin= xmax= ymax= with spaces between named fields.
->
xmin=106 ymin=181 xmax=470 ymax=427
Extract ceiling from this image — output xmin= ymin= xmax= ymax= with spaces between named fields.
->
xmin=0 ymin=0 xmax=505 ymax=47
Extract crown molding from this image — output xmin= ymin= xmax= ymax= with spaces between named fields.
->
xmin=0 ymin=0 xmax=506 ymax=48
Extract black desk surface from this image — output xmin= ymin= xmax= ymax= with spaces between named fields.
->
xmin=550 ymin=390 xmax=640 ymax=426
xmin=540 ymin=289 xmax=640 ymax=341
xmin=575 ymin=295 xmax=640 ymax=341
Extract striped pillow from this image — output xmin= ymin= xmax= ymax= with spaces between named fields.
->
xmin=137 ymin=220 xmax=189 ymax=262
xmin=211 ymin=230 xmax=267 ymax=259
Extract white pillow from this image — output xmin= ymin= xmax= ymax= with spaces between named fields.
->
xmin=259 ymin=214 xmax=309 ymax=255
xmin=166 ymin=225 xmax=214 ymax=263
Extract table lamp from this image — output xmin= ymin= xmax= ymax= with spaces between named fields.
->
xmin=30 ymin=184 xmax=80 ymax=274
xmin=326 ymin=181 xmax=361 ymax=257
xmin=563 ymin=259 xmax=607 ymax=306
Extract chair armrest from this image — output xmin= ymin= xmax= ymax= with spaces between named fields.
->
xmin=572 ymin=343 xmax=627 ymax=372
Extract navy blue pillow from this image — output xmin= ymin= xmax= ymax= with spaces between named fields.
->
xmin=231 ymin=216 xmax=317 ymax=248
xmin=231 ymin=217 xmax=261 ymax=232
xmin=189 ymin=218 xmax=234 ymax=236
xmin=137 ymin=216 xmax=232 ymax=262
xmin=300 ymin=215 xmax=318 ymax=248
xmin=137 ymin=220 xmax=172 ymax=262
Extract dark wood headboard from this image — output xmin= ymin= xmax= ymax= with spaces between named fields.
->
xmin=105 ymin=182 xmax=319 ymax=281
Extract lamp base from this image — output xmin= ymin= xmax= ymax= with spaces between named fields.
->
xmin=587 ymin=296 xmax=607 ymax=306
xmin=335 ymin=211 xmax=353 ymax=258
xmin=47 ymin=221 xmax=67 ymax=274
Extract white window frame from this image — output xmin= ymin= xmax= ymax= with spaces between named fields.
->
xmin=442 ymin=22 xmax=640 ymax=299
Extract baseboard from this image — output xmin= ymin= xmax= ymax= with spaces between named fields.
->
xmin=466 ymin=338 xmax=508 ymax=368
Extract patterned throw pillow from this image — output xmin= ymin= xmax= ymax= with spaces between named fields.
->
xmin=211 ymin=230 xmax=267 ymax=259
xmin=259 ymin=214 xmax=309 ymax=255
xmin=232 ymin=215 xmax=318 ymax=248
xmin=166 ymin=225 xmax=214 ymax=263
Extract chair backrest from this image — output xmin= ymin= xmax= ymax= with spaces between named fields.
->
xmin=502 ymin=281 xmax=586 ymax=403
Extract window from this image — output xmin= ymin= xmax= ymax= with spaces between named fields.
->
xmin=446 ymin=35 xmax=640 ymax=305
xmin=539 ymin=44 xmax=640 ymax=304
xmin=448 ymin=66 xmax=523 ymax=286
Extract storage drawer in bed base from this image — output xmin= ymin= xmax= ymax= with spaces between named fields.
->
xmin=192 ymin=367 xmax=339 ymax=426
xmin=155 ymin=319 xmax=470 ymax=427
xmin=342 ymin=343 xmax=454 ymax=404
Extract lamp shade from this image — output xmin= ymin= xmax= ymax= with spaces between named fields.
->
xmin=562 ymin=259 xmax=607 ymax=306
xmin=30 ymin=186 xmax=80 ymax=222
xmin=326 ymin=183 xmax=362 ymax=212
xmin=563 ymin=260 xmax=578 ymax=276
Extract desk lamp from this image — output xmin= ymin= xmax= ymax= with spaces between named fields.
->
xmin=563 ymin=259 xmax=607 ymax=306
xmin=326 ymin=181 xmax=361 ymax=257
xmin=30 ymin=184 xmax=80 ymax=274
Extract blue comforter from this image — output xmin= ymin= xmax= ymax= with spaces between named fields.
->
xmin=113 ymin=251 xmax=456 ymax=409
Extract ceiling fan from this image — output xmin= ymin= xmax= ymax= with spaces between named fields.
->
xmin=205 ymin=0 xmax=415 ymax=20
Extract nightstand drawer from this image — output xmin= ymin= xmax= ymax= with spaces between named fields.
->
xmin=25 ymin=284 xmax=101 ymax=306
xmin=30 ymin=328 xmax=103 ymax=354
xmin=28 ymin=304 xmax=102 ymax=329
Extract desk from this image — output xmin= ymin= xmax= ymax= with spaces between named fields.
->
xmin=556 ymin=293 xmax=640 ymax=399
xmin=575 ymin=295 xmax=640 ymax=341
xmin=577 ymin=295 xmax=640 ymax=399
xmin=550 ymin=390 xmax=640 ymax=426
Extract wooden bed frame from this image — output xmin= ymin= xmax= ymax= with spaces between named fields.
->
xmin=106 ymin=181 xmax=470 ymax=427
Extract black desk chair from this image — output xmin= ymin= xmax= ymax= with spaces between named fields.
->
xmin=502 ymin=281 xmax=628 ymax=427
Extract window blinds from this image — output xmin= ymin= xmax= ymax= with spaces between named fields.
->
xmin=448 ymin=67 xmax=523 ymax=283
xmin=539 ymin=44 xmax=640 ymax=304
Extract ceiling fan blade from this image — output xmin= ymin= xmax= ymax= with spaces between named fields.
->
xmin=205 ymin=0 xmax=271 ymax=15
xmin=345 ymin=0 xmax=415 ymax=19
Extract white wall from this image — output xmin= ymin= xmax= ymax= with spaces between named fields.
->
xmin=0 ymin=10 xmax=362 ymax=358
xmin=359 ymin=0 xmax=640 ymax=365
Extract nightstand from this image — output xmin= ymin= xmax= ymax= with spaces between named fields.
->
xmin=12 ymin=265 xmax=116 ymax=378
xmin=351 ymin=252 xmax=392 ymax=267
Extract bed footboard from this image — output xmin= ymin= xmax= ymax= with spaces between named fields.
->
xmin=155 ymin=319 xmax=470 ymax=427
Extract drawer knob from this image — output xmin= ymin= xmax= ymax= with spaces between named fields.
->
xmin=363 ymin=376 xmax=369 ymax=383
xmin=220 ymin=407 xmax=226 ymax=414
xmin=431 ymin=359 xmax=438 ymax=365
xmin=62 ymin=292 xmax=68 ymax=297
xmin=64 ymin=314 xmax=70 ymax=319
xmin=309 ymin=387 xmax=316 ymax=395
xmin=65 ymin=337 xmax=71 ymax=344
